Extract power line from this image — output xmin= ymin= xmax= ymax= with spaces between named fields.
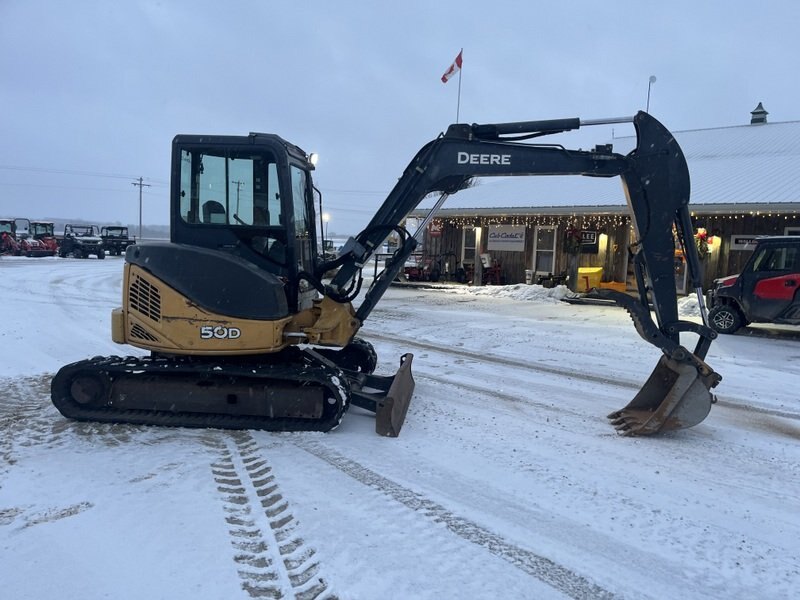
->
xmin=0 ymin=164 xmax=168 ymax=185
xmin=322 ymin=188 xmax=388 ymax=196
xmin=0 ymin=181 xmax=166 ymax=194
xmin=316 ymin=202 xmax=373 ymax=215
xmin=0 ymin=165 xmax=385 ymax=197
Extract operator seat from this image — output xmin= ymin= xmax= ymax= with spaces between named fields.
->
xmin=202 ymin=201 xmax=226 ymax=224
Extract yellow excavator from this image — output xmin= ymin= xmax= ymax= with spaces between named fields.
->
xmin=51 ymin=112 xmax=720 ymax=437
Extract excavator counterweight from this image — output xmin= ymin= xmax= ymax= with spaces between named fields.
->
xmin=51 ymin=111 xmax=719 ymax=437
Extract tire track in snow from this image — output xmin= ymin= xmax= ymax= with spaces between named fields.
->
xmin=204 ymin=431 xmax=336 ymax=600
xmin=294 ymin=438 xmax=616 ymax=600
xmin=0 ymin=375 xmax=137 ymax=463
xmin=365 ymin=331 xmax=800 ymax=421
xmin=367 ymin=331 xmax=632 ymax=389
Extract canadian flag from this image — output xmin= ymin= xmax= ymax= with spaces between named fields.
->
xmin=441 ymin=50 xmax=463 ymax=83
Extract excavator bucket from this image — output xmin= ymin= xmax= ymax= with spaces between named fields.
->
xmin=608 ymin=355 xmax=715 ymax=436
xmin=348 ymin=353 xmax=415 ymax=437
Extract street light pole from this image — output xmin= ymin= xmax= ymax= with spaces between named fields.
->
xmin=132 ymin=177 xmax=151 ymax=240
xmin=646 ymin=75 xmax=657 ymax=113
xmin=322 ymin=212 xmax=330 ymax=245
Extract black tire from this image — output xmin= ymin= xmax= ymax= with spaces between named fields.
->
xmin=97 ymin=251 xmax=105 ymax=259
xmin=708 ymin=305 xmax=744 ymax=334
xmin=317 ymin=338 xmax=378 ymax=374
xmin=343 ymin=337 xmax=378 ymax=373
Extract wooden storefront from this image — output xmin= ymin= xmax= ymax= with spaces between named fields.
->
xmin=410 ymin=202 xmax=800 ymax=292
xmin=412 ymin=208 xmax=632 ymax=287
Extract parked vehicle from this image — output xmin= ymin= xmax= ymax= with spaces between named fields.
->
xmin=100 ymin=226 xmax=136 ymax=256
xmin=318 ymin=239 xmax=337 ymax=261
xmin=29 ymin=221 xmax=60 ymax=255
xmin=59 ymin=224 xmax=105 ymax=259
xmin=707 ymin=236 xmax=800 ymax=334
xmin=0 ymin=219 xmax=20 ymax=255
xmin=16 ymin=218 xmax=57 ymax=257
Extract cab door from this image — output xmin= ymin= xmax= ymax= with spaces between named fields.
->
xmin=288 ymin=164 xmax=317 ymax=311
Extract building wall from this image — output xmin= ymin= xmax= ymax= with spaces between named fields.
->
xmin=417 ymin=211 xmax=799 ymax=290
xmin=425 ymin=217 xmax=630 ymax=285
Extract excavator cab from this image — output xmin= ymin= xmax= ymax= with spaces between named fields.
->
xmin=52 ymin=132 xmax=415 ymax=436
xmin=169 ymin=133 xmax=319 ymax=314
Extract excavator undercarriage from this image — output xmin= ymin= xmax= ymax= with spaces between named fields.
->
xmin=51 ymin=347 xmax=414 ymax=435
xmin=51 ymin=111 xmax=720 ymax=437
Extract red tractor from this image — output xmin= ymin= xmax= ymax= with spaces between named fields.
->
xmin=0 ymin=219 xmax=20 ymax=255
xmin=16 ymin=218 xmax=57 ymax=257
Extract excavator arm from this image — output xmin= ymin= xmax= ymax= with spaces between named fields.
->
xmin=326 ymin=111 xmax=720 ymax=435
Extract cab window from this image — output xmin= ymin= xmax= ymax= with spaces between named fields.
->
xmin=179 ymin=149 xmax=282 ymax=227
xmin=752 ymin=245 xmax=800 ymax=272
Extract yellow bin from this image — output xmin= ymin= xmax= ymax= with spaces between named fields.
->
xmin=577 ymin=267 xmax=603 ymax=292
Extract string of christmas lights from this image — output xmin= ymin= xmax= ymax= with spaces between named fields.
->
xmin=435 ymin=214 xmax=631 ymax=229
xmin=432 ymin=210 xmax=798 ymax=230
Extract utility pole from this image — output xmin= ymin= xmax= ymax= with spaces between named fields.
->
xmin=132 ymin=177 xmax=151 ymax=240
xmin=231 ymin=179 xmax=244 ymax=214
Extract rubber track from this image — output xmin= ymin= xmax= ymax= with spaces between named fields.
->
xmin=50 ymin=353 xmax=350 ymax=432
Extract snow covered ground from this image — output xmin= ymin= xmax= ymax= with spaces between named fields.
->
xmin=1 ymin=256 xmax=798 ymax=599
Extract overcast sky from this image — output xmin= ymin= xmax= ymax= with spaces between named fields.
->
xmin=2 ymin=1 xmax=799 ymax=235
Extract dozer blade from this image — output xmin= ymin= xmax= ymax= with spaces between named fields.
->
xmin=375 ymin=353 xmax=415 ymax=437
xmin=608 ymin=355 xmax=715 ymax=436
xmin=348 ymin=353 xmax=415 ymax=437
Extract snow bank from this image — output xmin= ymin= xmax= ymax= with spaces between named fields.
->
xmin=428 ymin=281 xmax=705 ymax=317
xmin=427 ymin=282 xmax=574 ymax=303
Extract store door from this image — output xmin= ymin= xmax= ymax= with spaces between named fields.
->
xmin=461 ymin=227 xmax=477 ymax=279
xmin=532 ymin=226 xmax=557 ymax=277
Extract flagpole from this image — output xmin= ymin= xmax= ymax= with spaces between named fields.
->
xmin=456 ymin=48 xmax=462 ymax=123
xmin=441 ymin=48 xmax=463 ymax=122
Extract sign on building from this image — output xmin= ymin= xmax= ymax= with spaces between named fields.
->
xmin=487 ymin=225 xmax=525 ymax=251
xmin=428 ymin=221 xmax=443 ymax=238
xmin=729 ymin=234 xmax=759 ymax=251
xmin=580 ymin=230 xmax=599 ymax=254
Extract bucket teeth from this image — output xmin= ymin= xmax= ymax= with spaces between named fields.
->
xmin=608 ymin=409 xmax=661 ymax=436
